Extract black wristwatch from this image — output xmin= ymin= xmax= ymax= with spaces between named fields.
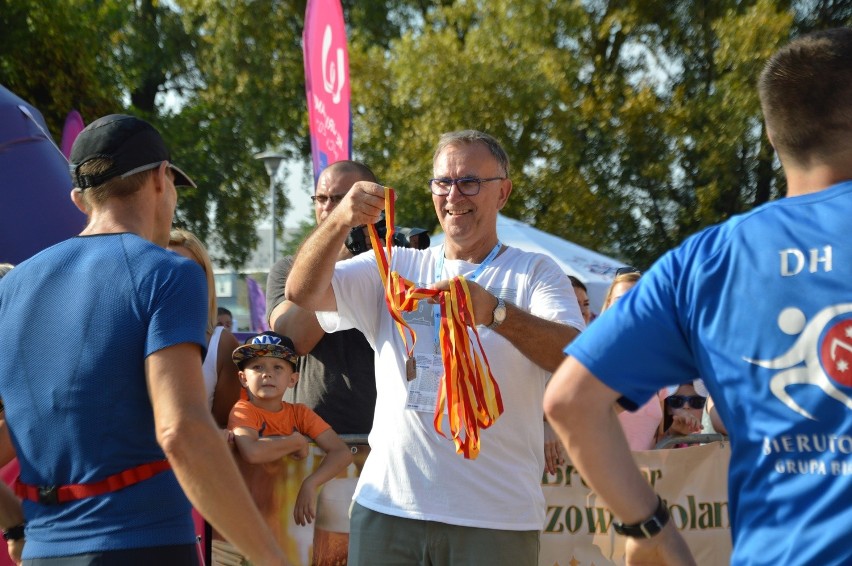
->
xmin=612 ymin=496 xmax=669 ymax=538
xmin=2 ymin=523 xmax=25 ymax=541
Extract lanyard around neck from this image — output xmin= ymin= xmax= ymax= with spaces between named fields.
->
xmin=433 ymin=242 xmax=502 ymax=341
xmin=370 ymin=186 xmax=504 ymax=459
xmin=434 ymin=241 xmax=502 ymax=284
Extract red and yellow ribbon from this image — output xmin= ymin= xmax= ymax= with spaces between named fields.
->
xmin=368 ymin=187 xmax=504 ymax=459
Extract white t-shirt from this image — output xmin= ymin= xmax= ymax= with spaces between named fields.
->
xmin=318 ymin=245 xmax=583 ymax=530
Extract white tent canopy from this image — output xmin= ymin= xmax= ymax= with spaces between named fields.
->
xmin=430 ymin=214 xmax=626 ymax=314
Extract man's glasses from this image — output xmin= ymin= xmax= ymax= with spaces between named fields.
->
xmin=311 ymin=194 xmax=346 ymax=205
xmin=615 ymin=266 xmax=641 ymax=276
xmin=428 ymin=176 xmax=506 ymax=196
xmin=665 ymin=395 xmax=707 ymax=410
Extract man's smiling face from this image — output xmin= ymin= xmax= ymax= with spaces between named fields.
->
xmin=432 ymin=141 xmax=511 ymax=257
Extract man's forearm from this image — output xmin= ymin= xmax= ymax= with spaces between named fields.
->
xmin=0 ymin=482 xmax=23 ymax=533
xmin=494 ymin=303 xmax=580 ymax=372
xmin=545 ymin=362 xmax=697 ymax=564
xmin=0 ymin=420 xmax=16 ymax=468
xmin=285 ymin=217 xmax=350 ymax=312
xmin=271 ymin=301 xmax=326 ymax=355
xmin=148 ymin=347 xmax=289 ymax=565
xmin=162 ymin=414 xmax=289 ymax=565
xmin=544 ymin=357 xmax=659 ymax=522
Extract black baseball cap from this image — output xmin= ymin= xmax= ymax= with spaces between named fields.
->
xmin=69 ymin=114 xmax=196 ymax=189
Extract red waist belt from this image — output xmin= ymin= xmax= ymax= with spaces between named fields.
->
xmin=15 ymin=459 xmax=172 ymax=505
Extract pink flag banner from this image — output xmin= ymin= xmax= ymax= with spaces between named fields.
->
xmin=246 ymin=277 xmax=269 ymax=333
xmin=60 ymin=110 xmax=85 ymax=159
xmin=303 ymin=0 xmax=352 ymax=184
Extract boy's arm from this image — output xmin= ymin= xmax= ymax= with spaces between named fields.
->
xmin=293 ymin=429 xmax=354 ymax=526
xmin=232 ymin=426 xmax=310 ymax=464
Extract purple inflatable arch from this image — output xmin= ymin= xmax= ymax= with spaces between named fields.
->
xmin=0 ymin=86 xmax=86 ymax=265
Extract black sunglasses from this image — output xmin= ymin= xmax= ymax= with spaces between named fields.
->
xmin=310 ymin=194 xmax=346 ymax=205
xmin=615 ymin=266 xmax=641 ymax=276
xmin=665 ymin=395 xmax=707 ymax=410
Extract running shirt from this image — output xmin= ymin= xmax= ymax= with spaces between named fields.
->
xmin=567 ymin=180 xmax=852 ymax=565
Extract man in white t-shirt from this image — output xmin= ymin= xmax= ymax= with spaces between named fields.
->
xmin=286 ymin=130 xmax=583 ymax=565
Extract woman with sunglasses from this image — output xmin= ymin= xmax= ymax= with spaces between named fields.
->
xmin=659 ymin=382 xmax=705 ymax=447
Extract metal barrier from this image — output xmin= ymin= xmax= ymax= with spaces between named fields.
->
xmin=337 ymin=433 xmax=369 ymax=447
xmin=655 ymin=433 xmax=728 ymax=450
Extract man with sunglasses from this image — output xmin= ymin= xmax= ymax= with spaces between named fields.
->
xmin=0 ymin=115 xmax=288 ymax=564
xmin=267 ymin=160 xmax=378 ymax=437
xmin=546 ymin=28 xmax=852 ymax=565
xmin=286 ymin=130 xmax=583 ymax=565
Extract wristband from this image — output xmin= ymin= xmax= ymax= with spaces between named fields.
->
xmin=2 ymin=523 xmax=25 ymax=541
xmin=612 ymin=496 xmax=669 ymax=538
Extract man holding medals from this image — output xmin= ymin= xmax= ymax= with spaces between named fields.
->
xmin=286 ymin=130 xmax=583 ymax=565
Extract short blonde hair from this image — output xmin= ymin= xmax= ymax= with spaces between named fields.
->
xmin=602 ymin=271 xmax=642 ymax=312
xmin=168 ymin=229 xmax=217 ymax=335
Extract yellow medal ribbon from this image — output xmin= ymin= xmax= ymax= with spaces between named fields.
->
xmin=368 ymin=187 xmax=504 ymax=459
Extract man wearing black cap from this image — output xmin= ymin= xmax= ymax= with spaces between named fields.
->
xmin=0 ymin=114 xmax=288 ymax=565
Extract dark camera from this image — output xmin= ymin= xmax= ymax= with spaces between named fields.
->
xmin=345 ymin=213 xmax=430 ymax=255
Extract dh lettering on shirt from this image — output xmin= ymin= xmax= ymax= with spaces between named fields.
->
xmin=779 ymin=245 xmax=832 ymax=276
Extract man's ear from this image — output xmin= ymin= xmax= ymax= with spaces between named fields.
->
xmin=152 ymin=161 xmax=170 ymax=194
xmin=70 ymin=188 xmax=89 ymax=214
xmin=497 ymin=178 xmax=513 ymax=210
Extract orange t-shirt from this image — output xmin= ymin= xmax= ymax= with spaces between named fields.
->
xmin=229 ymin=399 xmax=331 ymax=440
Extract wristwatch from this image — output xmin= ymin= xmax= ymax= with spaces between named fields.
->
xmin=612 ymin=496 xmax=670 ymax=538
xmin=2 ymin=523 xmax=25 ymax=541
xmin=487 ymin=297 xmax=507 ymax=329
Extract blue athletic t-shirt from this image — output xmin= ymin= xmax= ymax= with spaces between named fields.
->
xmin=566 ymin=180 xmax=852 ymax=565
xmin=0 ymin=233 xmax=207 ymax=558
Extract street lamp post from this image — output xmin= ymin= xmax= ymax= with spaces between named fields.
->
xmin=254 ymin=150 xmax=286 ymax=264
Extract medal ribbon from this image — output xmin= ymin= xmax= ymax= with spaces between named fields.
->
xmin=368 ymin=187 xmax=504 ymax=459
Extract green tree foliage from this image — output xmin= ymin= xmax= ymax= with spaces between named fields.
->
xmin=0 ymin=0 xmax=125 ymax=131
xmin=349 ymin=0 xmax=842 ymax=267
xmin=2 ymin=0 xmax=849 ymax=268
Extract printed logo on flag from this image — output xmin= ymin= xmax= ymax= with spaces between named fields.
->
xmin=303 ymin=0 xmax=351 ymax=184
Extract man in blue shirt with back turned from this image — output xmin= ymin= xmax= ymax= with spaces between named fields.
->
xmin=545 ymin=28 xmax=852 ymax=566
xmin=0 ymin=114 xmax=288 ymax=565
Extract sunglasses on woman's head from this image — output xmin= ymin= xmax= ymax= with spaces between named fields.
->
xmin=615 ymin=266 xmax=641 ymax=276
xmin=665 ymin=395 xmax=707 ymax=410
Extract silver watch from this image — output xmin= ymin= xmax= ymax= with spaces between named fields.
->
xmin=487 ymin=297 xmax=507 ymax=329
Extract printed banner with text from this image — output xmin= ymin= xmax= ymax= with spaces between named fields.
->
xmin=212 ymin=441 xmax=731 ymax=565
xmin=303 ymin=0 xmax=352 ymax=185
xmin=540 ymin=441 xmax=732 ymax=566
